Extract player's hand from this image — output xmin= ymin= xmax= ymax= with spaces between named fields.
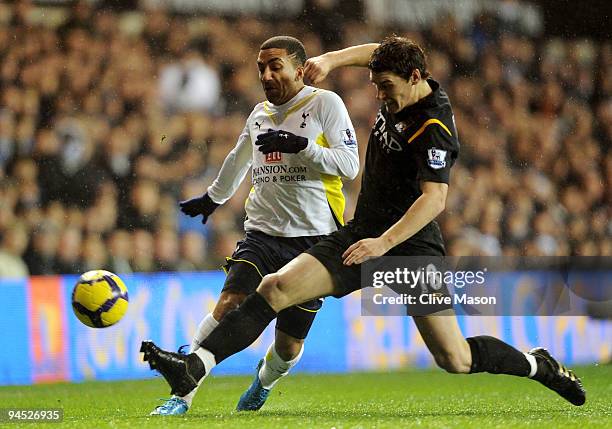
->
xmin=256 ymin=130 xmax=308 ymax=154
xmin=179 ymin=193 xmax=220 ymax=224
xmin=342 ymin=237 xmax=391 ymax=266
xmin=304 ymin=54 xmax=334 ymax=84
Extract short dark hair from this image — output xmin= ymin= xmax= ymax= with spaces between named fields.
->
xmin=368 ymin=36 xmax=430 ymax=81
xmin=260 ymin=36 xmax=307 ymax=66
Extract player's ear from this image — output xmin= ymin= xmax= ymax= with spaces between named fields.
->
xmin=295 ymin=65 xmax=304 ymax=82
xmin=411 ymin=69 xmax=421 ymax=85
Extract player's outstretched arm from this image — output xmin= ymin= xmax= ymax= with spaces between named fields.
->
xmin=304 ymin=43 xmax=379 ymax=84
xmin=180 ymin=123 xmax=253 ymax=224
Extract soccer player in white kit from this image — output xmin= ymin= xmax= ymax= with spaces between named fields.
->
xmin=150 ymin=36 xmax=359 ymax=415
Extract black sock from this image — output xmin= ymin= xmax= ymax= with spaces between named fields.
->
xmin=467 ymin=335 xmax=531 ymax=376
xmin=199 ymin=292 xmax=277 ymax=364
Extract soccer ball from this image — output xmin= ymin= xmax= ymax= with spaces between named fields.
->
xmin=71 ymin=270 xmax=129 ymax=328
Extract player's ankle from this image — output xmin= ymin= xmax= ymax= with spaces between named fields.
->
xmin=187 ymin=349 xmax=208 ymax=380
xmin=195 ymin=347 xmax=217 ymax=377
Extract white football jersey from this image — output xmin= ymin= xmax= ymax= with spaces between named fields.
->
xmin=207 ymin=86 xmax=359 ymax=237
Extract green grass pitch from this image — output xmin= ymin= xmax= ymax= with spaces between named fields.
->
xmin=1 ymin=365 xmax=610 ymax=428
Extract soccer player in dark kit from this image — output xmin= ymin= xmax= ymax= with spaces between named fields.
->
xmin=141 ymin=36 xmax=586 ymax=407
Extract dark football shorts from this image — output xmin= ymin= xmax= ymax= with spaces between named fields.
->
xmin=305 ymin=222 xmax=452 ymax=315
xmin=222 ymin=230 xmax=326 ymax=339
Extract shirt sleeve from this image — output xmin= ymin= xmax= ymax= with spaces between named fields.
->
xmin=206 ymin=122 xmax=253 ymax=204
xmin=295 ymin=91 xmax=359 ymax=180
xmin=413 ymin=120 xmax=459 ymax=184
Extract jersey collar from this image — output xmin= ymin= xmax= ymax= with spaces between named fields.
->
xmin=264 ymin=85 xmax=315 ymax=112
xmin=262 ymin=86 xmax=319 ymax=125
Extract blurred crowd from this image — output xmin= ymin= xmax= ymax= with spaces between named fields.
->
xmin=0 ymin=0 xmax=609 ymax=277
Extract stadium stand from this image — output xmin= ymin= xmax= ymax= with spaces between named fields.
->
xmin=0 ymin=0 xmax=609 ymax=278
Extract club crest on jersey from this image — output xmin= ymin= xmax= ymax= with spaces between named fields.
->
xmin=395 ymin=121 xmax=407 ymax=133
xmin=340 ymin=128 xmax=357 ymax=147
xmin=427 ymin=148 xmax=447 ymax=169
xmin=265 ymin=151 xmax=283 ymax=163
xmin=300 ymin=111 xmax=309 ymax=128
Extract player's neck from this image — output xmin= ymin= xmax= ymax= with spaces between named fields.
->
xmin=413 ymin=79 xmax=432 ymax=104
xmin=394 ymin=80 xmax=432 ymax=114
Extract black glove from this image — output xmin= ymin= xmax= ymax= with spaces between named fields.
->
xmin=256 ymin=130 xmax=308 ymax=154
xmin=179 ymin=193 xmax=220 ymax=224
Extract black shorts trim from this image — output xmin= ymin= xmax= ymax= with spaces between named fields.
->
xmin=223 ymin=257 xmax=264 ymax=278
xmin=294 ymin=304 xmax=320 ymax=313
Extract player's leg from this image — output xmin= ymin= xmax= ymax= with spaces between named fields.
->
xmin=141 ymin=227 xmax=360 ymax=397
xmin=236 ymin=329 xmax=304 ymax=411
xmin=258 ymin=253 xmax=336 ymax=309
xmin=150 ymin=291 xmax=244 ymax=415
xmin=260 ymin=329 xmax=305 ymax=389
xmin=200 ymin=253 xmax=335 ymax=368
xmin=141 ymin=253 xmax=337 ymax=397
xmin=188 ymin=290 xmax=247 ymax=352
xmin=237 ymin=299 xmax=321 ymax=411
xmin=178 ymin=291 xmax=247 ymax=401
xmin=236 ymin=232 xmax=328 ymax=411
xmin=412 ymin=310 xmax=471 ymax=373
xmin=261 ymin=303 xmax=320 ymax=388
xmin=150 ymin=261 xmax=257 ymax=415
xmin=414 ymin=311 xmax=586 ymax=405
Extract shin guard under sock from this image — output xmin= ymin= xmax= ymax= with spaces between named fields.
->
xmin=199 ymin=292 xmax=277 ymax=364
xmin=466 ymin=335 xmax=531 ymax=376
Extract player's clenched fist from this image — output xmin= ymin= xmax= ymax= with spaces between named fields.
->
xmin=179 ymin=193 xmax=220 ymax=224
xmin=304 ymin=54 xmax=334 ymax=84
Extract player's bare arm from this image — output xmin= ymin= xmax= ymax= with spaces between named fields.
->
xmin=342 ymin=181 xmax=447 ymax=265
xmin=304 ymin=43 xmax=379 ymax=84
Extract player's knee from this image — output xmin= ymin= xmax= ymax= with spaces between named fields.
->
xmin=212 ymin=292 xmax=246 ymax=320
xmin=433 ymin=349 xmax=471 ymax=374
xmin=258 ymin=273 xmax=293 ymax=309
xmin=258 ymin=273 xmax=283 ymax=305
xmin=274 ymin=338 xmax=304 ymax=361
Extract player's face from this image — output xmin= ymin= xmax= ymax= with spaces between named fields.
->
xmin=370 ymin=70 xmax=416 ymax=113
xmin=257 ymin=48 xmax=304 ymax=105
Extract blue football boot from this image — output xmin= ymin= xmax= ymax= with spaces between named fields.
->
xmin=150 ymin=397 xmax=189 ymax=415
xmin=236 ymin=359 xmax=271 ymax=411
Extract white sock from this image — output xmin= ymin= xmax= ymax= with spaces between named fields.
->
xmin=258 ymin=342 xmax=303 ymax=390
xmin=524 ymin=352 xmax=538 ymax=378
xmin=194 ymin=347 xmax=217 ymax=374
xmin=190 ymin=313 xmax=219 ymax=352
xmin=177 ymin=313 xmax=219 ymax=407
